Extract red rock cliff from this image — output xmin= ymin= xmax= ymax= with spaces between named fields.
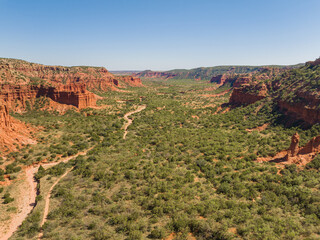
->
xmin=0 ymin=102 xmax=11 ymax=129
xmin=227 ymin=60 xmax=320 ymax=126
xmin=0 ymin=101 xmax=36 ymax=153
xmin=285 ymin=132 xmax=320 ymax=164
xmin=229 ymin=83 xmax=268 ymax=106
xmin=0 ymin=83 xmax=96 ymax=110
xmin=0 ymin=58 xmax=144 ymax=110
xmin=0 ymin=58 xmax=142 ymax=90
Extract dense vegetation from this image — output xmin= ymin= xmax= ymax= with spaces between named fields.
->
xmin=272 ymin=63 xmax=320 ymax=104
xmin=5 ymin=78 xmax=320 ymax=240
xmin=137 ymin=64 xmax=302 ymax=81
xmin=239 ymin=62 xmax=320 ymax=105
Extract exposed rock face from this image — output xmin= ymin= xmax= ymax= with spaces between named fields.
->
xmin=277 ymin=90 xmax=320 ymax=125
xmin=210 ymin=74 xmax=236 ymax=85
xmin=0 ymin=58 xmax=142 ymax=90
xmin=0 ymin=102 xmax=11 ymax=128
xmin=46 ymin=84 xmax=96 ymax=109
xmin=211 ymin=67 xmax=286 ymax=87
xmin=0 ymin=101 xmax=36 ymax=153
xmin=288 ymin=132 xmax=300 ymax=157
xmin=0 ymin=58 xmax=143 ymax=154
xmin=299 ymin=135 xmax=320 ymax=155
xmin=229 ymin=83 xmax=268 ymax=106
xmin=0 ymin=58 xmax=144 ymax=111
xmin=116 ymin=76 xmax=143 ymax=86
xmin=228 ymin=59 xmax=320 ymax=126
xmin=285 ymin=132 xmax=320 ymax=164
xmin=0 ymin=83 xmax=96 ymax=110
xmin=232 ymin=76 xmax=253 ymax=87
xmin=278 ymin=101 xmax=320 ymax=126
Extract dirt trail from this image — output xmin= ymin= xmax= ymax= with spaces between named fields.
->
xmin=3 ymin=105 xmax=146 ymax=239
xmin=122 ymin=105 xmax=146 ymax=139
xmin=0 ymin=148 xmax=92 ymax=240
xmin=0 ymin=167 xmax=38 ymax=240
xmin=37 ymin=166 xmax=74 ymax=239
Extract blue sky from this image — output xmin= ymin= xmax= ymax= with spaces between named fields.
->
xmin=0 ymin=0 xmax=319 ymax=70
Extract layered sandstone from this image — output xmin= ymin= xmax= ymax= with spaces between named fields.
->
xmin=0 ymin=102 xmax=11 ymax=128
xmin=228 ymin=59 xmax=320 ymax=125
xmin=210 ymin=74 xmax=236 ymax=86
xmin=284 ymin=133 xmax=320 ymax=165
xmin=116 ymin=75 xmax=143 ymax=86
xmin=288 ymin=133 xmax=300 ymax=157
xmin=211 ymin=67 xmax=285 ymax=87
xmin=0 ymin=83 xmax=96 ymax=110
xmin=0 ymin=101 xmax=36 ymax=153
xmin=46 ymin=84 xmax=96 ymax=109
xmin=0 ymin=58 xmax=142 ymax=90
xmin=0 ymin=58 xmax=144 ymax=111
xmin=229 ymin=83 xmax=268 ymax=106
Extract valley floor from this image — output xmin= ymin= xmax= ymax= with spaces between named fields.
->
xmin=1 ymin=79 xmax=320 ymax=239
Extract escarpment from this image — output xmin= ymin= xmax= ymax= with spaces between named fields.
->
xmin=0 ymin=101 xmax=35 ymax=153
xmin=0 ymin=101 xmax=11 ymax=129
xmin=229 ymin=83 xmax=268 ymax=106
xmin=0 ymin=58 xmax=142 ymax=90
xmin=228 ymin=58 xmax=320 ymax=125
xmin=0 ymin=83 xmax=96 ymax=110
xmin=0 ymin=58 xmax=142 ymax=110
xmin=0 ymin=58 xmax=143 ymax=153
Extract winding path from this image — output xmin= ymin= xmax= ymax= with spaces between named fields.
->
xmin=122 ymin=105 xmax=146 ymax=139
xmin=2 ymin=106 xmax=146 ymax=240
xmin=0 ymin=148 xmax=92 ymax=240
xmin=37 ymin=166 xmax=74 ymax=239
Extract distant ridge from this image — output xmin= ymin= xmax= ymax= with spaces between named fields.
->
xmin=133 ymin=63 xmax=303 ymax=80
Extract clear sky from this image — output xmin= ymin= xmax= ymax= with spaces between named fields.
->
xmin=0 ymin=0 xmax=319 ymax=70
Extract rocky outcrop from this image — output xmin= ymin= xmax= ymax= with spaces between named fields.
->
xmin=0 ymin=58 xmax=145 ymax=110
xmin=278 ymin=101 xmax=320 ymax=126
xmin=288 ymin=132 xmax=300 ymax=157
xmin=284 ymin=133 xmax=320 ymax=164
xmin=229 ymin=83 xmax=268 ymax=106
xmin=210 ymin=74 xmax=236 ymax=85
xmin=277 ymin=89 xmax=320 ymax=125
xmin=299 ymin=135 xmax=320 ymax=155
xmin=0 ymin=102 xmax=11 ymax=128
xmin=46 ymin=83 xmax=97 ymax=109
xmin=232 ymin=76 xmax=253 ymax=87
xmin=0 ymin=101 xmax=36 ymax=153
xmin=306 ymin=57 xmax=320 ymax=67
xmin=228 ymin=59 xmax=320 ymax=126
xmin=0 ymin=58 xmax=142 ymax=90
xmin=0 ymin=83 xmax=96 ymax=110
xmin=116 ymin=75 xmax=143 ymax=86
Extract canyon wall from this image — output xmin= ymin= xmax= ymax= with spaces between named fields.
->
xmin=0 ymin=101 xmax=35 ymax=153
xmin=0 ymin=58 xmax=143 ymax=110
xmin=229 ymin=83 xmax=268 ymax=106
xmin=228 ymin=59 xmax=320 ymax=125
xmin=0 ymin=58 xmax=142 ymax=90
xmin=0 ymin=83 xmax=96 ymax=110
xmin=0 ymin=58 xmax=143 ymax=154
